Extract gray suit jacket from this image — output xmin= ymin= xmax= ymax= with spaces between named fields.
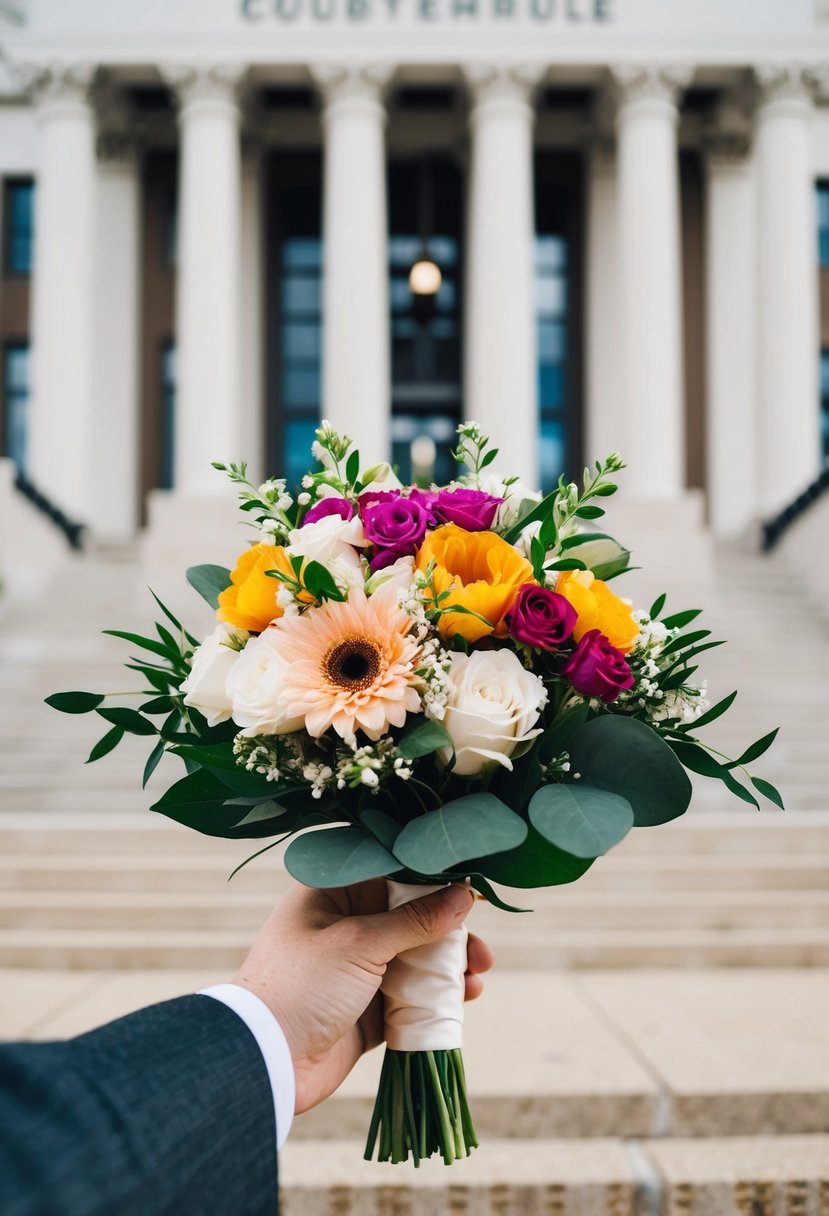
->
xmin=0 ymin=995 xmax=278 ymax=1215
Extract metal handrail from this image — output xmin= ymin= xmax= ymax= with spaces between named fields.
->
xmin=761 ymin=463 xmax=829 ymax=552
xmin=13 ymin=469 xmax=86 ymax=551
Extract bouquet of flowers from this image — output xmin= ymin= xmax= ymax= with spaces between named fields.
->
xmin=48 ymin=421 xmax=782 ymax=1167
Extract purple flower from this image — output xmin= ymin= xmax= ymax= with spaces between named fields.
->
xmin=302 ymin=497 xmax=354 ymax=526
xmin=561 ymin=629 xmax=635 ymax=703
xmin=507 ymin=584 xmax=577 ymax=651
xmin=408 ymin=487 xmax=440 ymax=525
xmin=433 ymin=487 xmax=503 ymax=532
xmin=363 ymin=498 xmax=428 ymax=570
xmin=358 ymin=488 xmax=401 ymax=514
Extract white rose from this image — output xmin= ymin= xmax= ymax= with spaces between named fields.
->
xmin=226 ymin=629 xmax=305 ymax=736
xmin=440 ymin=649 xmax=547 ymax=777
xmin=287 ymin=513 xmax=367 ymax=593
xmin=478 ymin=472 xmax=542 ymax=530
xmin=180 ymin=624 xmax=249 ymax=727
xmin=364 ymin=555 xmax=416 ymax=599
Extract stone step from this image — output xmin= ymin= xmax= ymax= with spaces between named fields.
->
xmin=277 ymin=1135 xmax=829 ymax=1215
xmin=3 ymin=888 xmax=829 ymax=933
xmin=3 ymin=924 xmax=829 ymax=970
xmin=1 ymin=809 xmax=827 ymax=856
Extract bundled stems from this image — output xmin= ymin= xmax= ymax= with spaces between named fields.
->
xmin=364 ymin=1047 xmax=478 ymax=1167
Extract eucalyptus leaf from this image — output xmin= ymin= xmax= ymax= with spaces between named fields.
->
xmin=285 ymin=827 xmax=400 ymax=887
xmin=393 ymin=793 xmax=526 ymax=875
xmin=397 ymin=718 xmax=454 ymax=760
xmin=568 ymin=715 xmax=692 ymax=826
xmin=468 ymin=873 xmax=531 ymax=913
xmin=474 ymin=825 xmax=594 ymax=888
xmin=186 ymin=564 xmax=231 ymax=610
xmin=529 ymin=783 xmax=634 ymax=858
xmin=360 ymin=808 xmax=403 ymax=851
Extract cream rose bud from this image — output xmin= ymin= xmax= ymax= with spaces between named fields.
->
xmin=440 ymin=649 xmax=547 ymax=777
xmin=180 ymin=624 xmax=249 ymax=727
xmin=225 ymin=628 xmax=305 ymax=736
xmin=364 ymin=555 xmax=416 ymax=598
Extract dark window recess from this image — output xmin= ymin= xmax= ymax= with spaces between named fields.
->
xmin=4 ymin=179 xmax=34 ymax=276
xmin=394 ymin=87 xmax=458 ymax=112
xmin=820 ymin=350 xmax=829 ymax=463
xmin=266 ymin=153 xmax=323 ymax=489
xmin=535 ymin=153 xmax=584 ymax=493
xmin=389 ymin=157 xmax=463 ymax=486
xmin=3 ymin=342 xmax=30 ymax=472
xmin=159 ymin=341 xmax=176 ymax=490
xmin=261 ymin=86 xmax=317 ymax=112
xmin=163 ymin=188 xmax=178 ymax=268
xmin=128 ymin=86 xmax=174 ymax=112
xmin=539 ymin=87 xmax=592 ymax=112
xmin=818 ymin=183 xmax=829 ymax=267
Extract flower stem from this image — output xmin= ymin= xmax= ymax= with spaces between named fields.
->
xmin=364 ymin=1047 xmax=477 ymax=1166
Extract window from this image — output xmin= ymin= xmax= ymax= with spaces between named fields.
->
xmin=3 ymin=343 xmax=30 ymax=472
xmin=536 ymin=234 xmax=569 ymax=493
xmin=816 ymin=355 xmax=821 ymax=466
xmin=159 ymin=342 xmax=176 ymax=490
xmin=389 ymin=159 xmax=463 ymax=485
xmin=819 ymin=183 xmax=829 ymax=267
xmin=4 ymin=179 xmax=34 ymax=276
xmin=280 ymin=236 xmax=322 ymax=489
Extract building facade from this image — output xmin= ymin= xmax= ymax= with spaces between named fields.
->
xmin=1 ymin=0 xmax=829 ymax=544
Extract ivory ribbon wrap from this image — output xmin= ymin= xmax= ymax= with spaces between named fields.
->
xmin=381 ymin=880 xmax=468 ymax=1052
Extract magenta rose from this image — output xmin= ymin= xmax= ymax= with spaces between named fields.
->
xmin=302 ymin=497 xmax=354 ymax=526
xmin=433 ymin=487 xmax=503 ymax=531
xmin=363 ymin=497 xmax=428 ymax=571
xmin=358 ymin=488 xmax=401 ymax=514
xmin=507 ymin=584 xmax=577 ymax=651
xmin=408 ymin=487 xmax=439 ymax=525
xmin=562 ymin=629 xmax=635 ymax=703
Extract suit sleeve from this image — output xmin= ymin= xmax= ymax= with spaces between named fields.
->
xmin=0 ymin=994 xmax=279 ymax=1216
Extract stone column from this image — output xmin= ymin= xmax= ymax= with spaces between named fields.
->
xmin=91 ymin=97 xmax=142 ymax=541
xmin=704 ymin=130 xmax=756 ymax=539
xmin=314 ymin=63 xmax=391 ymax=464
xmin=464 ymin=64 xmax=539 ymax=485
xmin=240 ymin=135 xmax=265 ymax=484
xmin=612 ymin=64 xmax=690 ymax=498
xmin=25 ymin=63 xmax=97 ymax=522
xmin=166 ymin=64 xmax=244 ymax=495
xmin=585 ymin=135 xmax=622 ymax=464
xmin=755 ymin=65 xmax=820 ymax=516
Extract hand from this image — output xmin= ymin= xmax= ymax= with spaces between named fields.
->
xmin=233 ymin=880 xmax=494 ymax=1114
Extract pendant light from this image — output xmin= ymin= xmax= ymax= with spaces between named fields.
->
xmin=408 ymin=157 xmax=442 ymax=297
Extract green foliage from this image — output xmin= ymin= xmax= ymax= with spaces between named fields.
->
xmin=568 ymin=715 xmax=692 ymax=826
xmin=45 ymin=692 xmax=105 ymax=714
xmin=186 ymin=564 xmax=231 ymax=610
xmin=397 ymin=718 xmax=454 ymax=761
xmin=392 ymin=794 xmax=527 ymax=874
xmin=473 ymin=825 xmax=594 ymax=888
xmin=285 ymin=827 xmax=400 ymax=887
xmin=528 ymin=784 xmax=634 ymax=858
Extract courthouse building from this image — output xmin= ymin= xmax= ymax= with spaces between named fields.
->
xmin=1 ymin=0 xmax=829 ymax=547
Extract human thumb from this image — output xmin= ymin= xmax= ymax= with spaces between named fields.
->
xmin=362 ymin=884 xmax=474 ymax=962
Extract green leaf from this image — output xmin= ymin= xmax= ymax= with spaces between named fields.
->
xmin=558 ymin=531 xmax=611 ymax=551
xmin=568 ymin=715 xmax=692 ymax=826
xmin=186 ymin=564 xmax=231 ymax=609
xmin=392 ymin=794 xmax=527 ymax=875
xmin=170 ymin=742 xmax=240 ymax=771
xmin=346 ymin=449 xmax=360 ymax=484
xmin=661 ymin=608 xmax=702 ymax=630
xmin=677 ymin=690 xmax=737 ymax=732
xmin=302 ymin=560 xmax=346 ymax=602
xmin=721 ymin=769 xmax=760 ymax=809
xmin=139 ymin=696 xmax=174 ymax=715
xmin=590 ymin=551 xmax=632 ymax=582
xmin=751 ymin=776 xmax=785 ymax=810
xmin=142 ymin=739 xmax=166 ymax=788
xmin=103 ymin=629 xmax=178 ymax=662
xmin=86 ymin=727 xmax=124 ymax=764
xmin=528 ymin=784 xmax=634 ymax=858
xmin=731 ymin=728 xmax=779 ymax=767
xmin=468 ymin=873 xmax=530 ymax=913
xmin=649 ymin=593 xmax=667 ymax=619
xmin=670 ymin=741 xmax=726 ymax=778
xmin=545 ymin=558 xmax=587 ymax=572
xmin=359 ymin=808 xmax=402 ymax=851
xmin=97 ymin=707 xmax=157 ymax=737
xmin=45 ymin=692 xmax=105 ymax=715
xmin=233 ymin=800 xmax=292 ymax=829
xmin=502 ymin=489 xmax=558 ymax=545
xmin=474 ymin=825 xmax=594 ymax=888
xmin=397 ymin=718 xmax=454 ymax=760
xmin=150 ymin=769 xmax=283 ymax=838
xmin=285 ymin=827 xmax=400 ymax=888
xmin=574 ymin=504 xmax=604 ymax=520
xmin=660 ymin=629 xmax=711 ymax=658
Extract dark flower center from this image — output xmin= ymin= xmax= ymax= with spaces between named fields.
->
xmin=323 ymin=637 xmax=383 ymax=691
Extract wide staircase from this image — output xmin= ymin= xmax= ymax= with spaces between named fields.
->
xmin=1 ymin=543 xmax=828 ymax=1212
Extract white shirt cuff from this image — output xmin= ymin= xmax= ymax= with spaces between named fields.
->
xmin=199 ymin=983 xmax=295 ymax=1149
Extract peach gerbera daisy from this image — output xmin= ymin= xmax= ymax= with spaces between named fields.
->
xmin=266 ymin=582 xmax=423 ymax=741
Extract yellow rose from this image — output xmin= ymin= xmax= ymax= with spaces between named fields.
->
xmin=416 ymin=524 xmax=534 ymax=644
xmin=217 ymin=543 xmax=294 ymax=633
xmin=555 ymin=569 xmax=637 ymax=654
